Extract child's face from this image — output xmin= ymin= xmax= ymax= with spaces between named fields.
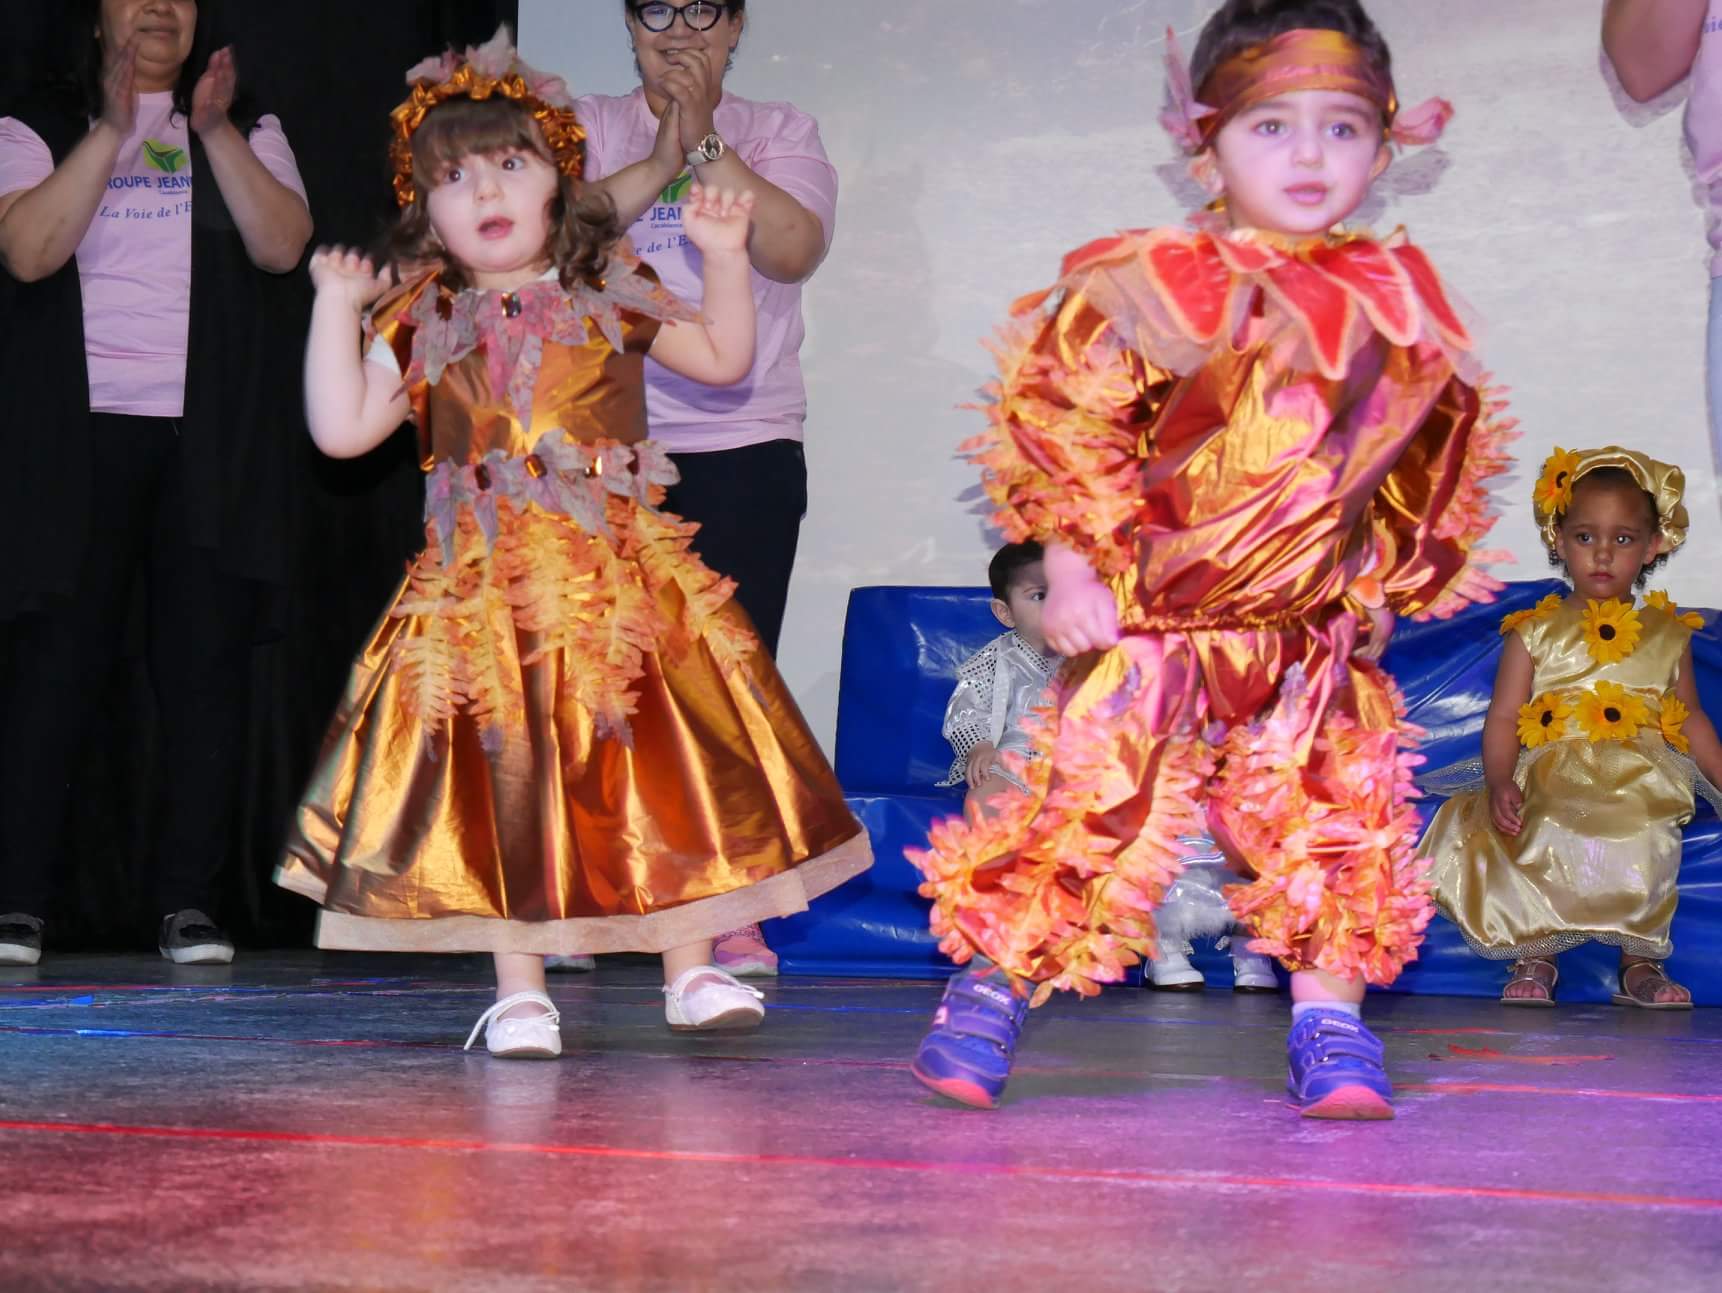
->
xmin=1555 ymin=481 xmax=1662 ymax=602
xmin=1207 ymin=89 xmax=1389 ymax=237
xmin=991 ymin=562 xmax=1050 ymax=655
xmin=425 ymin=146 xmax=560 ymax=289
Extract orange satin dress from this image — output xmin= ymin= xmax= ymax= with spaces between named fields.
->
xmin=910 ymin=225 xmax=1515 ymax=1001
xmin=278 ymin=263 xmax=869 ymax=955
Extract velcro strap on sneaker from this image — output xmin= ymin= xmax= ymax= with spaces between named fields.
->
xmin=938 ymin=973 xmax=1028 ymax=1050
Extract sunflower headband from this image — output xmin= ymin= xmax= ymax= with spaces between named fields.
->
xmin=1160 ymin=27 xmax=1453 ymax=155
xmin=1532 ymin=445 xmax=1688 ymax=553
xmin=390 ymin=26 xmax=585 ymax=208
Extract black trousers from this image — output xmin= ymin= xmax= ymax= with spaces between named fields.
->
xmin=662 ymin=438 xmax=807 ymax=660
xmin=0 ymin=414 xmax=256 ymax=918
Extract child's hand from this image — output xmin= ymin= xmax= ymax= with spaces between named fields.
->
xmin=1042 ymin=568 xmax=1120 ymax=656
xmin=1488 ymin=780 xmax=1524 ymax=837
xmin=1353 ymin=604 xmax=1397 ymax=663
xmin=964 ymin=741 xmax=999 ymax=788
xmin=681 ymin=184 xmax=755 ymax=257
xmin=309 ymin=245 xmax=392 ymax=315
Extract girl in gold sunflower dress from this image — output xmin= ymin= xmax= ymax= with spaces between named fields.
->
xmin=275 ymin=33 xmax=867 ymax=1058
xmin=1421 ymin=448 xmax=1722 ymax=1009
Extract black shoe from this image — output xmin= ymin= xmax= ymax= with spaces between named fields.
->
xmin=0 ymin=913 xmax=43 ymax=966
xmin=158 ymin=909 xmax=234 ymax=965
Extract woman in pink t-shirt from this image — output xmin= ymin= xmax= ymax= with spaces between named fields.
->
xmin=1605 ymin=0 xmax=1722 ymax=507
xmin=0 ymin=0 xmax=311 ymax=969
xmin=574 ymin=1 xmax=840 ymax=977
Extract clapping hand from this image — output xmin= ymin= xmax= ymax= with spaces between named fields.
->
xmin=190 ymin=46 xmax=238 ymax=136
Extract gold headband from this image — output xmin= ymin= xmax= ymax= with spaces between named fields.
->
xmin=389 ymin=27 xmax=585 ymax=208
xmin=1161 ymin=27 xmax=1451 ymax=155
xmin=1533 ymin=446 xmax=1688 ymax=553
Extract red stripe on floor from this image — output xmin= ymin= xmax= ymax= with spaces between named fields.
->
xmin=1 ymin=1118 xmax=1718 ymax=1212
xmin=1404 ymin=1081 xmax=1722 ymax=1103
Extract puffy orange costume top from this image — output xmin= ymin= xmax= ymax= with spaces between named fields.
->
xmin=911 ymin=223 xmax=1515 ymax=1001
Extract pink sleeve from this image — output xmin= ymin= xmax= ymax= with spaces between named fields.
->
xmin=573 ymin=94 xmax=608 ymax=181
xmin=0 ymin=117 xmax=54 ymax=199
xmin=247 ymin=114 xmax=309 ymax=204
xmin=742 ymin=105 xmax=838 ymax=249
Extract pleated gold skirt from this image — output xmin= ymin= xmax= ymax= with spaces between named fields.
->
xmin=278 ymin=486 xmax=868 ymax=954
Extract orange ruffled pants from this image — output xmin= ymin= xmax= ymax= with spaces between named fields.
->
xmin=909 ymin=612 xmax=1433 ymax=1004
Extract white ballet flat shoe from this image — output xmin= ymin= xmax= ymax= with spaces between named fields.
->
xmin=1148 ymin=948 xmax=1205 ymax=991
xmin=464 ymin=990 xmax=562 ymax=1058
xmin=1231 ymin=951 xmax=1281 ymax=993
xmin=663 ymin=965 xmax=765 ymax=1032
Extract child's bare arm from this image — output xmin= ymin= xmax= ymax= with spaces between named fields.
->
xmin=648 ymin=186 xmax=756 ymax=386
xmin=1673 ymin=641 xmax=1722 ymax=788
xmin=1483 ymin=633 xmax=1534 ymax=835
xmin=304 ymin=246 xmax=409 ymax=458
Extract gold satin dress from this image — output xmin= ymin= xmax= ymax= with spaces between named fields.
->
xmin=1423 ymin=597 xmax=1699 ymax=961
xmin=277 ymin=265 xmax=869 ymax=954
xmin=910 ymin=225 xmax=1515 ymax=1001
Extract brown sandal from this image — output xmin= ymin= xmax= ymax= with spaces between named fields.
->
xmin=1611 ymin=960 xmax=1693 ymax=1011
xmin=1501 ymin=958 xmax=1557 ymax=1007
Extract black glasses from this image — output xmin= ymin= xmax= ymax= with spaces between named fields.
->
xmin=630 ymin=2 xmax=733 ymax=34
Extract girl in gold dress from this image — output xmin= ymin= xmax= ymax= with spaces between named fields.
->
xmin=907 ymin=0 xmax=1509 ymax=1118
xmin=275 ymin=32 xmax=868 ymax=1058
xmin=1422 ymin=449 xmax=1722 ymax=1009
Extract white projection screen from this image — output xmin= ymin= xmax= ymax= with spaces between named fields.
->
xmin=521 ymin=0 xmax=1718 ymax=748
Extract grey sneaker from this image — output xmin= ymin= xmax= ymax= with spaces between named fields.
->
xmin=0 ymin=913 xmax=43 ymax=966
xmin=158 ymin=909 xmax=234 ymax=965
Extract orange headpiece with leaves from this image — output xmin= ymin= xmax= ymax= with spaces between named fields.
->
xmin=389 ymin=26 xmax=584 ymax=208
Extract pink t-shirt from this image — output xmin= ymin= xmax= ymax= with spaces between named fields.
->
xmin=0 ymin=93 xmax=309 ymax=416
xmin=1685 ymin=2 xmax=1722 ymax=276
xmin=575 ymin=88 xmax=837 ymax=453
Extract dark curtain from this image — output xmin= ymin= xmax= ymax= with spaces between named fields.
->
xmin=0 ymin=0 xmax=519 ymax=949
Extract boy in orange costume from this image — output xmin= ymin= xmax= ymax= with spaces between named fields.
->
xmin=908 ymin=0 xmax=1513 ymax=1117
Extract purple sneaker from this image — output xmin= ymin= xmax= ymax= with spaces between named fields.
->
xmin=1286 ymin=1008 xmax=1394 ymax=1120
xmin=910 ymin=967 xmax=1029 ymax=1109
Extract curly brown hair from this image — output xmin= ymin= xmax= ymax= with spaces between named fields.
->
xmin=383 ymin=96 xmax=621 ymax=293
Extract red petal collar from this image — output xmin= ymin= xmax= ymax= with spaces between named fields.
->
xmin=1032 ymin=225 xmax=1472 ymax=379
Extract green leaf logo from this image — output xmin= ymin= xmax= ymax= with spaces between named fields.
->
xmin=142 ymin=139 xmax=187 ymax=174
xmin=658 ymin=170 xmax=692 ymax=205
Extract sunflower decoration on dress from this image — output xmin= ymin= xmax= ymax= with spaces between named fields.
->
xmin=1660 ymin=692 xmax=1692 ymax=754
xmin=1516 ymin=691 xmax=1574 ymax=749
xmin=1644 ymin=589 xmax=1706 ymax=631
xmin=1533 ymin=446 xmax=1689 ymax=562
xmin=1581 ymin=598 xmax=1642 ymax=666
xmin=1499 ymin=593 xmax=1564 ymax=636
xmin=1574 ymin=680 xmax=1650 ymax=744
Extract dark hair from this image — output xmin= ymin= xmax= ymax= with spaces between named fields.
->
xmin=383 ymin=97 xmax=622 ymax=294
xmin=59 ymin=0 xmax=257 ymax=131
xmin=988 ymin=541 xmax=1046 ymax=601
xmin=1547 ymin=467 xmax=1672 ymax=588
xmin=1190 ymin=0 xmax=1392 ymax=94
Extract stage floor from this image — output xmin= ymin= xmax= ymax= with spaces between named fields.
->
xmin=1 ymin=953 xmax=1718 ymax=1292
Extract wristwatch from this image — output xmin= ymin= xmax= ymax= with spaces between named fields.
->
xmin=685 ymin=132 xmax=726 ymax=167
